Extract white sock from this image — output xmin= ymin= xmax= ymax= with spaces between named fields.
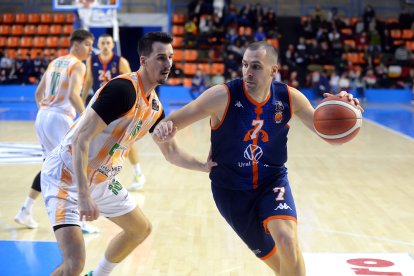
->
xmin=132 ymin=163 xmax=142 ymax=176
xmin=93 ymin=256 xmax=118 ymax=276
xmin=22 ymin=197 xmax=35 ymax=213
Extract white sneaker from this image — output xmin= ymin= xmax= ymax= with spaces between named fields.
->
xmin=128 ymin=174 xmax=146 ymax=191
xmin=81 ymin=222 xmax=100 ymax=234
xmin=14 ymin=208 xmax=38 ymax=229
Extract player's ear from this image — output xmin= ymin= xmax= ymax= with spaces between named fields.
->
xmin=271 ymin=64 xmax=278 ymax=76
xmin=140 ymin=56 xmax=146 ymax=66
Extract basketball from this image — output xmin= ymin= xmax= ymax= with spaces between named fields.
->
xmin=313 ymin=95 xmax=362 ymax=144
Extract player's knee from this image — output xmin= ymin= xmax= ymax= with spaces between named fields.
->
xmin=275 ymin=232 xmax=299 ymax=261
xmin=128 ymin=219 xmax=152 ymax=243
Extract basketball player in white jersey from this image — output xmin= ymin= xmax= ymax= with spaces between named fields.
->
xmin=41 ymin=32 xmax=215 ymax=276
xmin=81 ymin=34 xmax=147 ymax=191
xmin=15 ymin=29 xmax=99 ymax=234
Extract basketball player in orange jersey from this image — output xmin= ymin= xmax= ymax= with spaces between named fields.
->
xmin=81 ymin=34 xmax=147 ymax=191
xmin=15 ymin=29 xmax=99 ymax=234
xmin=153 ymin=41 xmax=363 ymax=276
xmin=41 ymin=32 xmax=215 ymax=276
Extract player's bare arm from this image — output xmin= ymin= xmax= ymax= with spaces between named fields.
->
xmin=71 ymin=108 xmax=107 ymax=221
xmin=69 ymin=62 xmax=87 ymax=115
xmin=34 ymin=73 xmax=47 ymax=108
xmin=289 ymin=86 xmax=316 ymax=133
xmin=81 ymin=57 xmax=92 ymax=103
xmin=119 ymin=57 xmax=132 ymax=74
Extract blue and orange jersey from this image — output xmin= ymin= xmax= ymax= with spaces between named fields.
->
xmin=210 ymin=79 xmax=292 ymax=190
xmin=90 ymin=53 xmax=121 ymax=93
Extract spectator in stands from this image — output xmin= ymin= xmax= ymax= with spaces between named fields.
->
xmin=22 ymin=54 xmax=34 ymax=84
xmin=398 ymin=7 xmax=413 ymax=29
xmin=362 ymin=4 xmax=376 ymax=32
xmin=288 ymin=71 xmax=300 ymax=89
xmin=285 ymin=44 xmax=296 ymax=68
xmin=225 ymin=27 xmax=238 ymax=45
xmin=227 ymin=39 xmax=244 ymax=61
xmin=395 ymin=44 xmax=413 ymax=66
xmin=339 ymin=72 xmax=351 ymax=92
xmin=263 ymin=8 xmax=279 ymax=38
xmin=32 ymin=53 xmax=44 ymax=81
xmin=14 ymin=53 xmax=25 ymax=84
xmin=190 ymin=68 xmax=208 ymax=99
xmin=184 ymin=17 xmax=198 ymax=47
xmin=253 ymin=26 xmax=266 ymax=42
xmin=211 ymin=14 xmax=224 ymax=45
xmin=197 ymin=15 xmax=213 ymax=46
xmin=329 ymin=71 xmax=340 ymax=93
xmin=363 ymin=68 xmax=377 ymax=88
xmin=211 ymin=71 xmax=225 ymax=86
xmin=224 ymin=53 xmax=239 ymax=79
xmin=327 ymin=7 xmax=339 ymax=23
xmin=311 ymin=4 xmax=327 ymax=23
xmin=0 ymin=51 xmax=14 ymax=83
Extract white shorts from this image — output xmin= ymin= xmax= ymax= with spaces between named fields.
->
xmin=35 ymin=109 xmax=73 ymax=158
xmin=41 ymin=148 xmax=137 ymax=227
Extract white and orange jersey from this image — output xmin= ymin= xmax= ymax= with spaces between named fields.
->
xmin=59 ymin=71 xmax=163 ymax=186
xmin=39 ymin=54 xmax=84 ymax=118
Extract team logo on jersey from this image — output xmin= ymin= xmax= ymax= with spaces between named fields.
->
xmin=234 ymin=100 xmax=244 ymax=108
xmin=274 ymin=203 xmax=292 ymax=211
xmin=111 ymin=62 xmax=117 ymax=74
xmin=243 ymin=144 xmax=263 ymax=162
xmin=152 ymin=99 xmax=159 ymax=111
xmin=130 ymin=120 xmax=143 ymax=136
xmin=274 ymin=100 xmax=284 ymax=111
xmin=274 ymin=111 xmax=283 ymax=123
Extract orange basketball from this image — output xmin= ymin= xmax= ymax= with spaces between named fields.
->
xmin=313 ymin=95 xmax=362 ymax=144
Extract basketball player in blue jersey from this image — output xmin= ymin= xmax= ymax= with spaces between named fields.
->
xmin=82 ymin=34 xmax=147 ymax=191
xmin=153 ymin=41 xmax=363 ymax=275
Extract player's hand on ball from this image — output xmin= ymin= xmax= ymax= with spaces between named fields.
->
xmin=323 ymin=92 xmax=364 ymax=112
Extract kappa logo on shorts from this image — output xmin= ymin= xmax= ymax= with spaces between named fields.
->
xmin=274 ymin=203 xmax=292 ymax=211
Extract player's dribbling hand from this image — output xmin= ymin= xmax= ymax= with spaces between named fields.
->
xmin=323 ymin=91 xmax=364 ymax=112
xmin=152 ymin=121 xmax=177 ymax=143
xmin=201 ymin=147 xmax=217 ymax=172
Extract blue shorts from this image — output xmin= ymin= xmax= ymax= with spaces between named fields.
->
xmin=211 ymin=174 xmax=297 ymax=259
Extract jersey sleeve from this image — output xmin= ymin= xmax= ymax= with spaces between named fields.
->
xmin=149 ymin=110 xmax=165 ymax=133
xmin=91 ymin=78 xmax=136 ymax=125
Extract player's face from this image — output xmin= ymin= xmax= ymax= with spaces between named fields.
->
xmin=77 ymin=38 xmax=94 ymax=61
xmin=144 ymin=42 xmax=173 ymax=84
xmin=98 ymin=37 xmax=114 ymax=55
xmin=242 ymin=48 xmax=274 ymax=92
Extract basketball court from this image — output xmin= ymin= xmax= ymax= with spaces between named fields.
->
xmin=0 ymin=99 xmax=413 ymax=275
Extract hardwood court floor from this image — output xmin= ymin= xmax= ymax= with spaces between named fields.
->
xmin=0 ymin=116 xmax=413 ymax=275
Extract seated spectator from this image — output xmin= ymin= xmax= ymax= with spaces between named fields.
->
xmin=189 ymin=68 xmax=207 ymax=99
xmin=395 ymin=44 xmax=413 ymax=66
xmin=363 ymin=68 xmax=377 ymax=88
xmin=253 ymin=26 xmax=266 ymax=41
xmin=339 ymin=72 xmax=351 ymax=92
xmin=211 ymin=71 xmax=225 ymax=86
xmin=184 ymin=17 xmax=198 ymax=47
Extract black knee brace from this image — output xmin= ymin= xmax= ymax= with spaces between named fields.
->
xmin=31 ymin=171 xmax=41 ymax=192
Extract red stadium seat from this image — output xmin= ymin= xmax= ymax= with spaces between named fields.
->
xmin=2 ymin=13 xmax=15 ymax=24
xmin=6 ymin=49 xmax=17 ymax=59
xmin=406 ymin=41 xmax=414 ymax=51
xmin=15 ymin=13 xmax=28 ymax=24
xmin=168 ymin=78 xmax=183 ymax=85
xmin=65 ymin=13 xmax=75 ymax=23
xmin=57 ymin=48 xmax=69 ymax=56
xmin=60 ymin=37 xmax=71 ymax=48
xmin=184 ymin=50 xmax=197 ymax=61
xmin=63 ymin=25 xmax=73 ymax=35
xmin=24 ymin=25 xmax=37 ymax=35
xmin=183 ymin=78 xmax=192 ymax=87
xmin=266 ymin=38 xmax=279 ymax=49
xmin=172 ymin=13 xmax=185 ymax=24
xmin=17 ymin=48 xmax=29 ymax=57
xmin=27 ymin=14 xmax=40 ymax=24
xmin=11 ymin=25 xmax=24 ymax=36
xmin=0 ymin=37 xmax=6 ymax=48
xmin=47 ymin=36 xmax=60 ymax=48
xmin=172 ymin=25 xmax=185 ymax=36
xmin=20 ymin=36 xmax=33 ymax=48
xmin=37 ymin=25 xmax=50 ymax=35
xmin=40 ymin=14 xmax=53 ymax=24
xmin=172 ymin=36 xmax=184 ymax=48
xmin=33 ymin=36 xmax=46 ymax=47
xmin=53 ymin=13 xmax=66 ymax=24
xmin=172 ymin=49 xmax=184 ymax=62
xmin=183 ymin=63 xmax=197 ymax=75
xmin=30 ymin=49 xmax=43 ymax=59
xmin=0 ymin=25 xmax=11 ymax=35
xmin=6 ymin=37 xmax=20 ymax=48
xmin=50 ymin=25 xmax=63 ymax=35
xmin=197 ymin=63 xmax=211 ymax=74
xmin=390 ymin=29 xmax=402 ymax=39
xmin=211 ymin=63 xmax=224 ymax=74
xmin=402 ymin=29 xmax=413 ymax=40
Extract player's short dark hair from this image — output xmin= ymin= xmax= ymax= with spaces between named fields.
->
xmin=70 ymin=29 xmax=94 ymax=46
xmin=99 ymin=33 xmax=113 ymax=39
xmin=137 ymin=32 xmax=173 ymax=57
xmin=246 ymin=41 xmax=279 ymax=64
